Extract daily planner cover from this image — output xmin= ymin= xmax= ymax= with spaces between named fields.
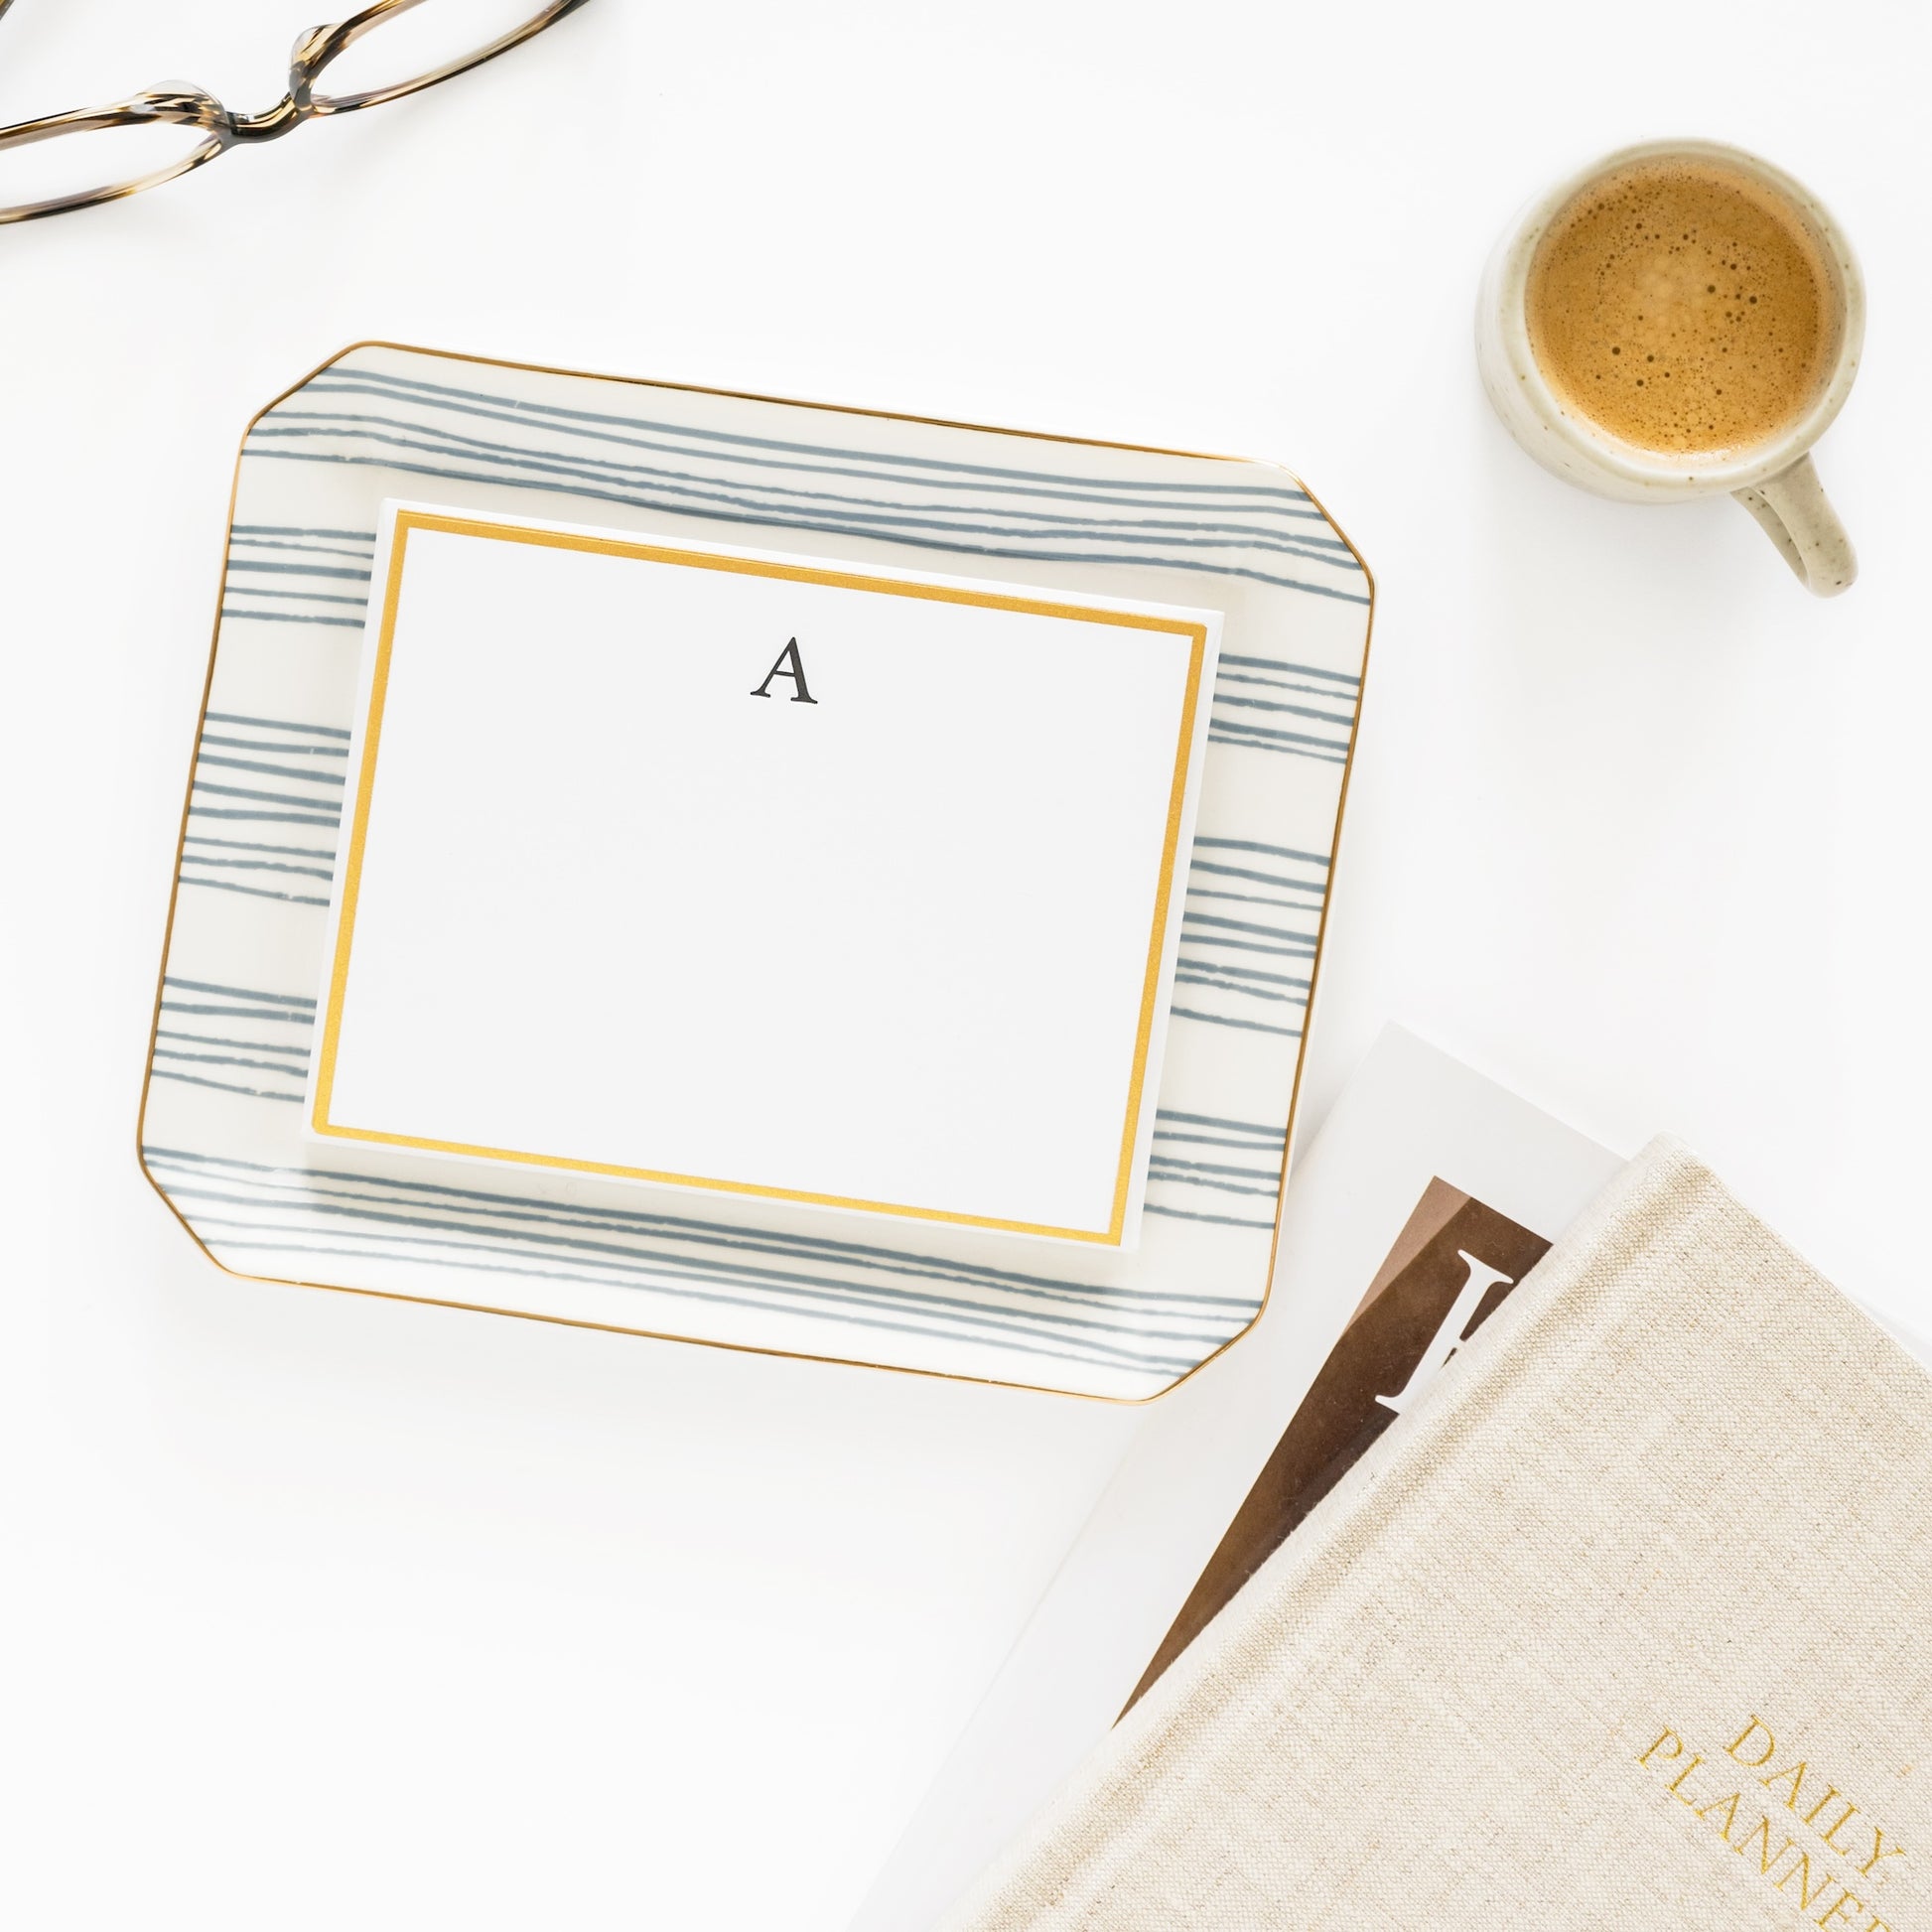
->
xmin=938 ymin=1140 xmax=1932 ymax=1930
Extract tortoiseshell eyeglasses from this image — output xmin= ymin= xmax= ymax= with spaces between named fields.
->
xmin=0 ymin=0 xmax=594 ymax=225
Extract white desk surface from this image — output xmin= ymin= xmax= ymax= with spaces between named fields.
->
xmin=2 ymin=3 xmax=1925 ymax=1928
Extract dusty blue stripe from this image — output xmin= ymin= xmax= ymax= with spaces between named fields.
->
xmin=193 ymin=778 xmax=342 ymax=816
xmin=1217 ymin=669 xmax=1358 ymax=711
xmin=1143 ymin=1202 xmax=1276 ymax=1230
xmin=1208 ymin=731 xmax=1347 ymax=764
xmin=189 ymin=1176 xmax=1237 ymax=1318
xmin=201 ymin=734 xmax=347 ymax=759
xmin=185 ymin=836 xmax=338 ymax=864
xmin=1186 ymin=887 xmax=1320 ymax=915
xmin=1147 ymin=1173 xmax=1280 ymax=1201
xmin=1184 ymin=909 xmax=1319 ymax=943
xmin=1148 ymin=1155 xmax=1283 ymax=1181
xmin=218 ymin=584 xmax=370 ymax=609
xmin=191 ymin=789 xmax=343 ymax=816
xmin=1148 ymin=1172 xmax=1279 ymax=1200
xmin=1170 ymin=1005 xmax=1303 ymax=1037
xmin=151 ymin=1068 xmax=304 ymax=1103
xmin=1155 ymin=1110 xmax=1287 ymax=1141
xmin=163 ymin=1193 xmax=1223 ymax=1363
xmin=226 ymin=556 xmax=372 ymax=583
xmin=1181 ymin=923 xmax=1317 ymax=952
xmin=1167 ymin=973 xmax=1290 ymax=1004
xmin=1212 ymin=690 xmax=1356 ymax=729
xmin=229 ymin=536 xmax=376 ymax=560
xmin=157 ymin=1002 xmax=314 ymax=1024
xmin=251 ymin=419 xmax=1360 ymax=577
xmin=1153 ymin=1129 xmax=1285 ymax=1152
xmin=153 ymin=1045 xmax=308 ymax=1079
xmin=1180 ymin=932 xmax=1314 ymax=963
xmin=1207 ymin=717 xmax=1353 ymax=755
xmin=322 ymin=364 xmax=1319 ymax=507
xmin=275 ymin=400 xmax=1354 ymax=556
xmin=1188 ymin=867 xmax=1324 ymax=896
xmin=1189 ymin=861 xmax=1321 ymax=895
xmin=163 ymin=978 xmax=316 ymax=1009
xmin=293 ymin=387 xmax=1323 ymax=538
xmin=188 ymin=804 xmax=345 ymax=825
xmin=197 ymin=754 xmax=345 ymax=787
xmin=181 ymin=875 xmax=331 ymax=907
xmin=163 ymin=1182 xmax=1222 ymax=1342
xmin=1195 ymin=837 xmax=1330 ymax=867
xmin=1219 ymin=653 xmax=1361 ymax=687
xmin=220 ymin=605 xmax=365 ymax=629
xmin=194 ymin=1231 xmax=1197 ymax=1378
xmin=142 ymin=1147 xmax=1257 ymax=1311
xmin=231 ymin=523 xmax=378 ymax=542
xmin=1173 ymin=972 xmax=1299 ymax=1005
xmin=183 ymin=852 xmax=336 ymax=882
xmin=1175 ymin=958 xmax=1311 ymax=990
xmin=1173 ymin=970 xmax=1307 ymax=1005
xmin=156 ymin=1028 xmax=310 ymax=1059
xmin=185 ymin=1220 xmax=1207 ymax=1376
xmin=1174 ymin=934 xmax=1313 ymax=966
xmin=241 ymin=447 xmax=1374 ymax=607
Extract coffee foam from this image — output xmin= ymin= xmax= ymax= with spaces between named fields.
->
xmin=1525 ymin=157 xmax=1837 ymax=459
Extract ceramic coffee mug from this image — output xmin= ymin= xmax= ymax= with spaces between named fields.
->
xmin=1477 ymin=138 xmax=1863 ymax=596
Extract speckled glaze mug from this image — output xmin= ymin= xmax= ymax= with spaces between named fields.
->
xmin=1477 ymin=139 xmax=1863 ymax=596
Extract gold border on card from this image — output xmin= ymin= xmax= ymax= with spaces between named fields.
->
xmin=311 ymin=508 xmax=1207 ymax=1245
xmin=134 ymin=339 xmax=1376 ymax=1404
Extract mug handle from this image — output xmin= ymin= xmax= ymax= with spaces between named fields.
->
xmin=1733 ymin=454 xmax=1858 ymax=597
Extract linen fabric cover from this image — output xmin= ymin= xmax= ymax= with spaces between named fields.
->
xmin=940 ymin=1139 xmax=1932 ymax=1930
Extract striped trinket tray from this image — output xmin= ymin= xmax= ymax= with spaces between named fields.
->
xmin=139 ymin=343 xmax=1373 ymax=1402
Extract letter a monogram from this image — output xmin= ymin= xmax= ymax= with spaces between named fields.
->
xmin=751 ymin=638 xmax=817 ymax=703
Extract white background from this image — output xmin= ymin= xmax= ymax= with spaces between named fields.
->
xmin=2 ymin=3 xmax=1927 ymax=1928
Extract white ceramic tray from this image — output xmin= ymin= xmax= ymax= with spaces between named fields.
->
xmin=138 ymin=343 xmax=1373 ymax=1401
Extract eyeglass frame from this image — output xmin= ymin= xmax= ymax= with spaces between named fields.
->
xmin=0 ymin=0 xmax=593 ymax=225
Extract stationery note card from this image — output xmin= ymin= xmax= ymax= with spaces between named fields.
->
xmin=308 ymin=505 xmax=1221 ymax=1248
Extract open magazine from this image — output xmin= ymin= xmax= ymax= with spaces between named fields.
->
xmin=1123 ymin=1169 xmax=1559 ymax=1713
xmin=852 ymin=1027 xmax=1627 ymax=1932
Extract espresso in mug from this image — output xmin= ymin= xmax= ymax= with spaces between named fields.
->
xmin=1525 ymin=155 xmax=1838 ymax=459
